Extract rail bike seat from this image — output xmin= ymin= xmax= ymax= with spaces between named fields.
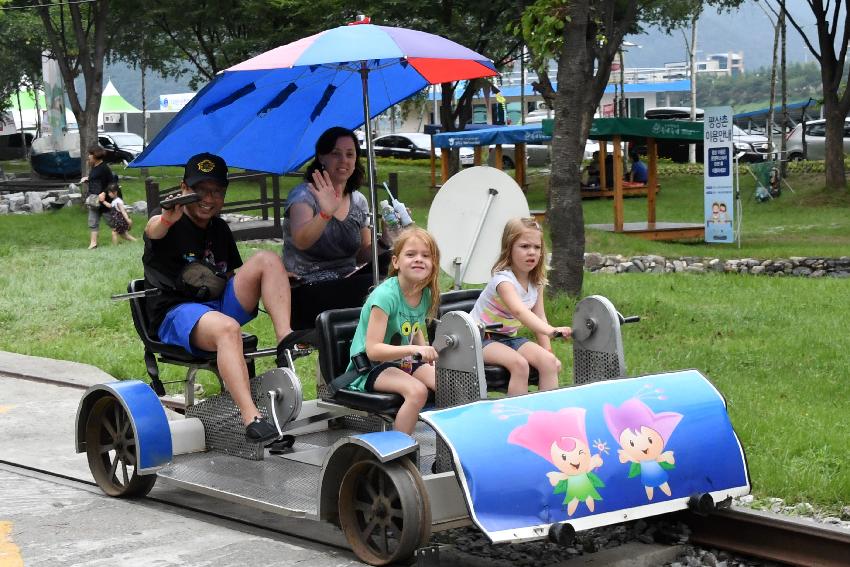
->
xmin=433 ymin=289 xmax=539 ymax=391
xmin=127 ymin=279 xmax=261 ymax=403
xmin=315 ymin=307 xmax=403 ymax=414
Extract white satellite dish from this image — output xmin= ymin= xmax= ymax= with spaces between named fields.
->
xmin=428 ymin=166 xmax=530 ymax=287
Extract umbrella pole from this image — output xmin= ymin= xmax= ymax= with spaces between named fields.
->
xmin=360 ymin=61 xmax=381 ymax=286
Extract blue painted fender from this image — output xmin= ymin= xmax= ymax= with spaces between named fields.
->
xmin=75 ymin=380 xmax=172 ymax=474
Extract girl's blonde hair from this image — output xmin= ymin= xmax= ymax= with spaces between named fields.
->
xmin=389 ymin=226 xmax=441 ymax=319
xmin=492 ymin=217 xmax=548 ymax=286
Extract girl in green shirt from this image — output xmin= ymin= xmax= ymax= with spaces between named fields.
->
xmin=346 ymin=227 xmax=441 ymax=434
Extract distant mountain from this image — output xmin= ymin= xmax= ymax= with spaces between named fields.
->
xmin=100 ymin=63 xmax=193 ymax=110
xmin=626 ymin=0 xmax=823 ymax=72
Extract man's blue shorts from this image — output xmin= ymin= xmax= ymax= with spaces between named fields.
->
xmin=158 ymin=278 xmax=257 ymax=355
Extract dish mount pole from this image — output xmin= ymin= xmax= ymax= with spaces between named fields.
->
xmin=360 ymin=60 xmax=381 ymax=286
xmin=455 ymin=187 xmax=498 ymax=289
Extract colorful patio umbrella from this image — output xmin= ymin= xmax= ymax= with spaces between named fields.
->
xmin=132 ymin=19 xmax=497 ymax=282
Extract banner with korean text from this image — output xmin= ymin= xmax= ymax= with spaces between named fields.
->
xmin=703 ymin=107 xmax=735 ymax=243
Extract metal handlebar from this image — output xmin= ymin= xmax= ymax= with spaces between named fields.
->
xmin=110 ymin=288 xmax=162 ymax=301
xmin=619 ymin=315 xmax=641 ymax=324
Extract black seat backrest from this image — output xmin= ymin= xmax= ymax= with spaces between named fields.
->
xmin=437 ymin=289 xmax=481 ymax=318
xmin=428 ymin=289 xmax=482 ymax=342
xmin=316 ymin=307 xmax=363 ymax=383
xmin=128 ymin=279 xmax=159 ymax=348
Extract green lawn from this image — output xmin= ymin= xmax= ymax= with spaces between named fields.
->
xmin=1 ymin=157 xmax=849 ymax=512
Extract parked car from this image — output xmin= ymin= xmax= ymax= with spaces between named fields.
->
xmin=373 ymin=132 xmax=474 ymax=163
xmin=98 ymin=132 xmax=144 ymax=163
xmin=482 ymin=144 xmax=550 ymax=169
xmin=372 ymin=133 xmax=433 ymax=159
xmin=785 ymin=118 xmax=850 ymax=161
xmin=644 ymin=107 xmax=772 ymax=163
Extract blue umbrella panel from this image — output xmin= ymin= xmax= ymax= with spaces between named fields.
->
xmin=133 ymin=60 xmax=436 ymax=174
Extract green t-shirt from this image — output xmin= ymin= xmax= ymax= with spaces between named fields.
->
xmin=346 ymin=276 xmax=432 ymax=392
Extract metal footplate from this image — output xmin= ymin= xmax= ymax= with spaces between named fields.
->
xmin=572 ymin=295 xmax=626 ymax=384
xmin=433 ymin=311 xmax=486 ymax=472
xmin=186 ymin=367 xmax=303 ymax=460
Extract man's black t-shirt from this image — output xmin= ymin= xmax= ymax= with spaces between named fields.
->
xmin=142 ymin=214 xmax=243 ymax=335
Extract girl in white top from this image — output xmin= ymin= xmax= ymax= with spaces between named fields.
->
xmin=470 ymin=218 xmax=571 ymax=395
xmin=104 ymin=183 xmax=136 ymax=244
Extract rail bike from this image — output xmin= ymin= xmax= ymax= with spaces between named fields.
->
xmin=75 ymin=292 xmax=751 ymax=565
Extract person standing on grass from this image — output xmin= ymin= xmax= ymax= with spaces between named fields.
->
xmin=142 ymin=152 xmax=309 ymax=445
xmin=81 ymin=145 xmax=114 ymax=249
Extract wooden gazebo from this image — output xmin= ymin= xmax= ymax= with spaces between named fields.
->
xmin=569 ymin=117 xmax=706 ymax=241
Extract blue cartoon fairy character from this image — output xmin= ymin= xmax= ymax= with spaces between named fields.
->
xmin=603 ymin=399 xmax=682 ymax=501
xmin=508 ymin=408 xmax=605 ymax=517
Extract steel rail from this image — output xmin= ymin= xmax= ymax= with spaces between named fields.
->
xmin=683 ymin=506 xmax=850 ymax=567
xmin=12 ymin=457 xmax=847 ymax=566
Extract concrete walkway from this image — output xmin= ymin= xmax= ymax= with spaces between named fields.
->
xmin=0 ymin=351 xmax=366 ymax=566
xmin=0 ymin=350 xmax=114 ymax=390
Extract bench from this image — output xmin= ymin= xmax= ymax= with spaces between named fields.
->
xmin=580 ymin=183 xmax=660 ymax=199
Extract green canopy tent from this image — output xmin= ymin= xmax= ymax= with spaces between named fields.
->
xmin=546 ymin=117 xmax=705 ymax=241
xmin=99 ymin=80 xmax=139 ymax=114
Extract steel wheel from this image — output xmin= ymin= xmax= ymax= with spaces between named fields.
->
xmin=85 ymin=396 xmax=156 ymax=498
xmin=338 ymin=459 xmax=430 ymax=565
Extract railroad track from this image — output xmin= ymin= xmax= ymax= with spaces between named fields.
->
xmin=4 ymin=457 xmax=847 ymax=566
xmin=683 ymin=506 xmax=850 ymax=567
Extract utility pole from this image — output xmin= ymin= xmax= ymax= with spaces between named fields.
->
xmin=619 ymin=50 xmax=626 ymax=117
xmin=687 ymin=15 xmax=698 ymax=164
xmin=780 ymin=0 xmax=788 ymax=175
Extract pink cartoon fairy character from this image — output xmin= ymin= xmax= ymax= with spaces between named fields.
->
xmin=508 ymin=408 xmax=605 ymax=516
xmin=603 ymin=399 xmax=683 ymax=501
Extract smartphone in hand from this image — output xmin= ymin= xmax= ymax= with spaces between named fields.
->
xmin=160 ymin=193 xmax=200 ymax=210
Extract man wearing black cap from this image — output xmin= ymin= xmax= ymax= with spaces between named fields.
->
xmin=143 ymin=152 xmax=306 ymax=444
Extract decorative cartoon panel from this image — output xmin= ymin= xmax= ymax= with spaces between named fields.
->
xmin=420 ymin=370 xmax=749 ymax=543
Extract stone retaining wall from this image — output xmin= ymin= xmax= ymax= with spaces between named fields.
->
xmin=0 ymin=188 xmax=82 ymax=214
xmin=0 ymin=185 xmax=147 ymax=215
xmin=584 ymin=252 xmax=850 ymax=278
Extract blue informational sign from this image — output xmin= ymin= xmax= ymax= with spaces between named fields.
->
xmin=704 ymin=107 xmax=735 ymax=243
xmin=421 ymin=370 xmax=750 ymax=543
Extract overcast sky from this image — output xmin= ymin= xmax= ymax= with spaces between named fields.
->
xmin=625 ymin=0 xmax=830 ymax=71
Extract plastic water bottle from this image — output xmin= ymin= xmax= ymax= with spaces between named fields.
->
xmin=392 ymin=199 xmax=413 ymax=227
xmin=383 ymin=182 xmax=413 ymax=227
xmin=379 ymin=200 xmax=402 ymax=241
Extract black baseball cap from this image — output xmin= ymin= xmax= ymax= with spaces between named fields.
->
xmin=183 ymin=153 xmax=229 ymax=188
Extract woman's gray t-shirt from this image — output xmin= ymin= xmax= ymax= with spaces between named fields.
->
xmin=282 ymin=182 xmax=370 ymax=278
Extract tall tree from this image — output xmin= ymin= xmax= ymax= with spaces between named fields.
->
xmin=35 ymin=0 xmax=112 ymax=175
xmin=769 ymin=0 xmax=850 ymax=189
xmin=0 ymin=7 xmax=45 ymax=113
xmin=130 ymin=0 xmax=341 ymax=89
xmin=517 ymin=0 xmax=741 ymax=295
